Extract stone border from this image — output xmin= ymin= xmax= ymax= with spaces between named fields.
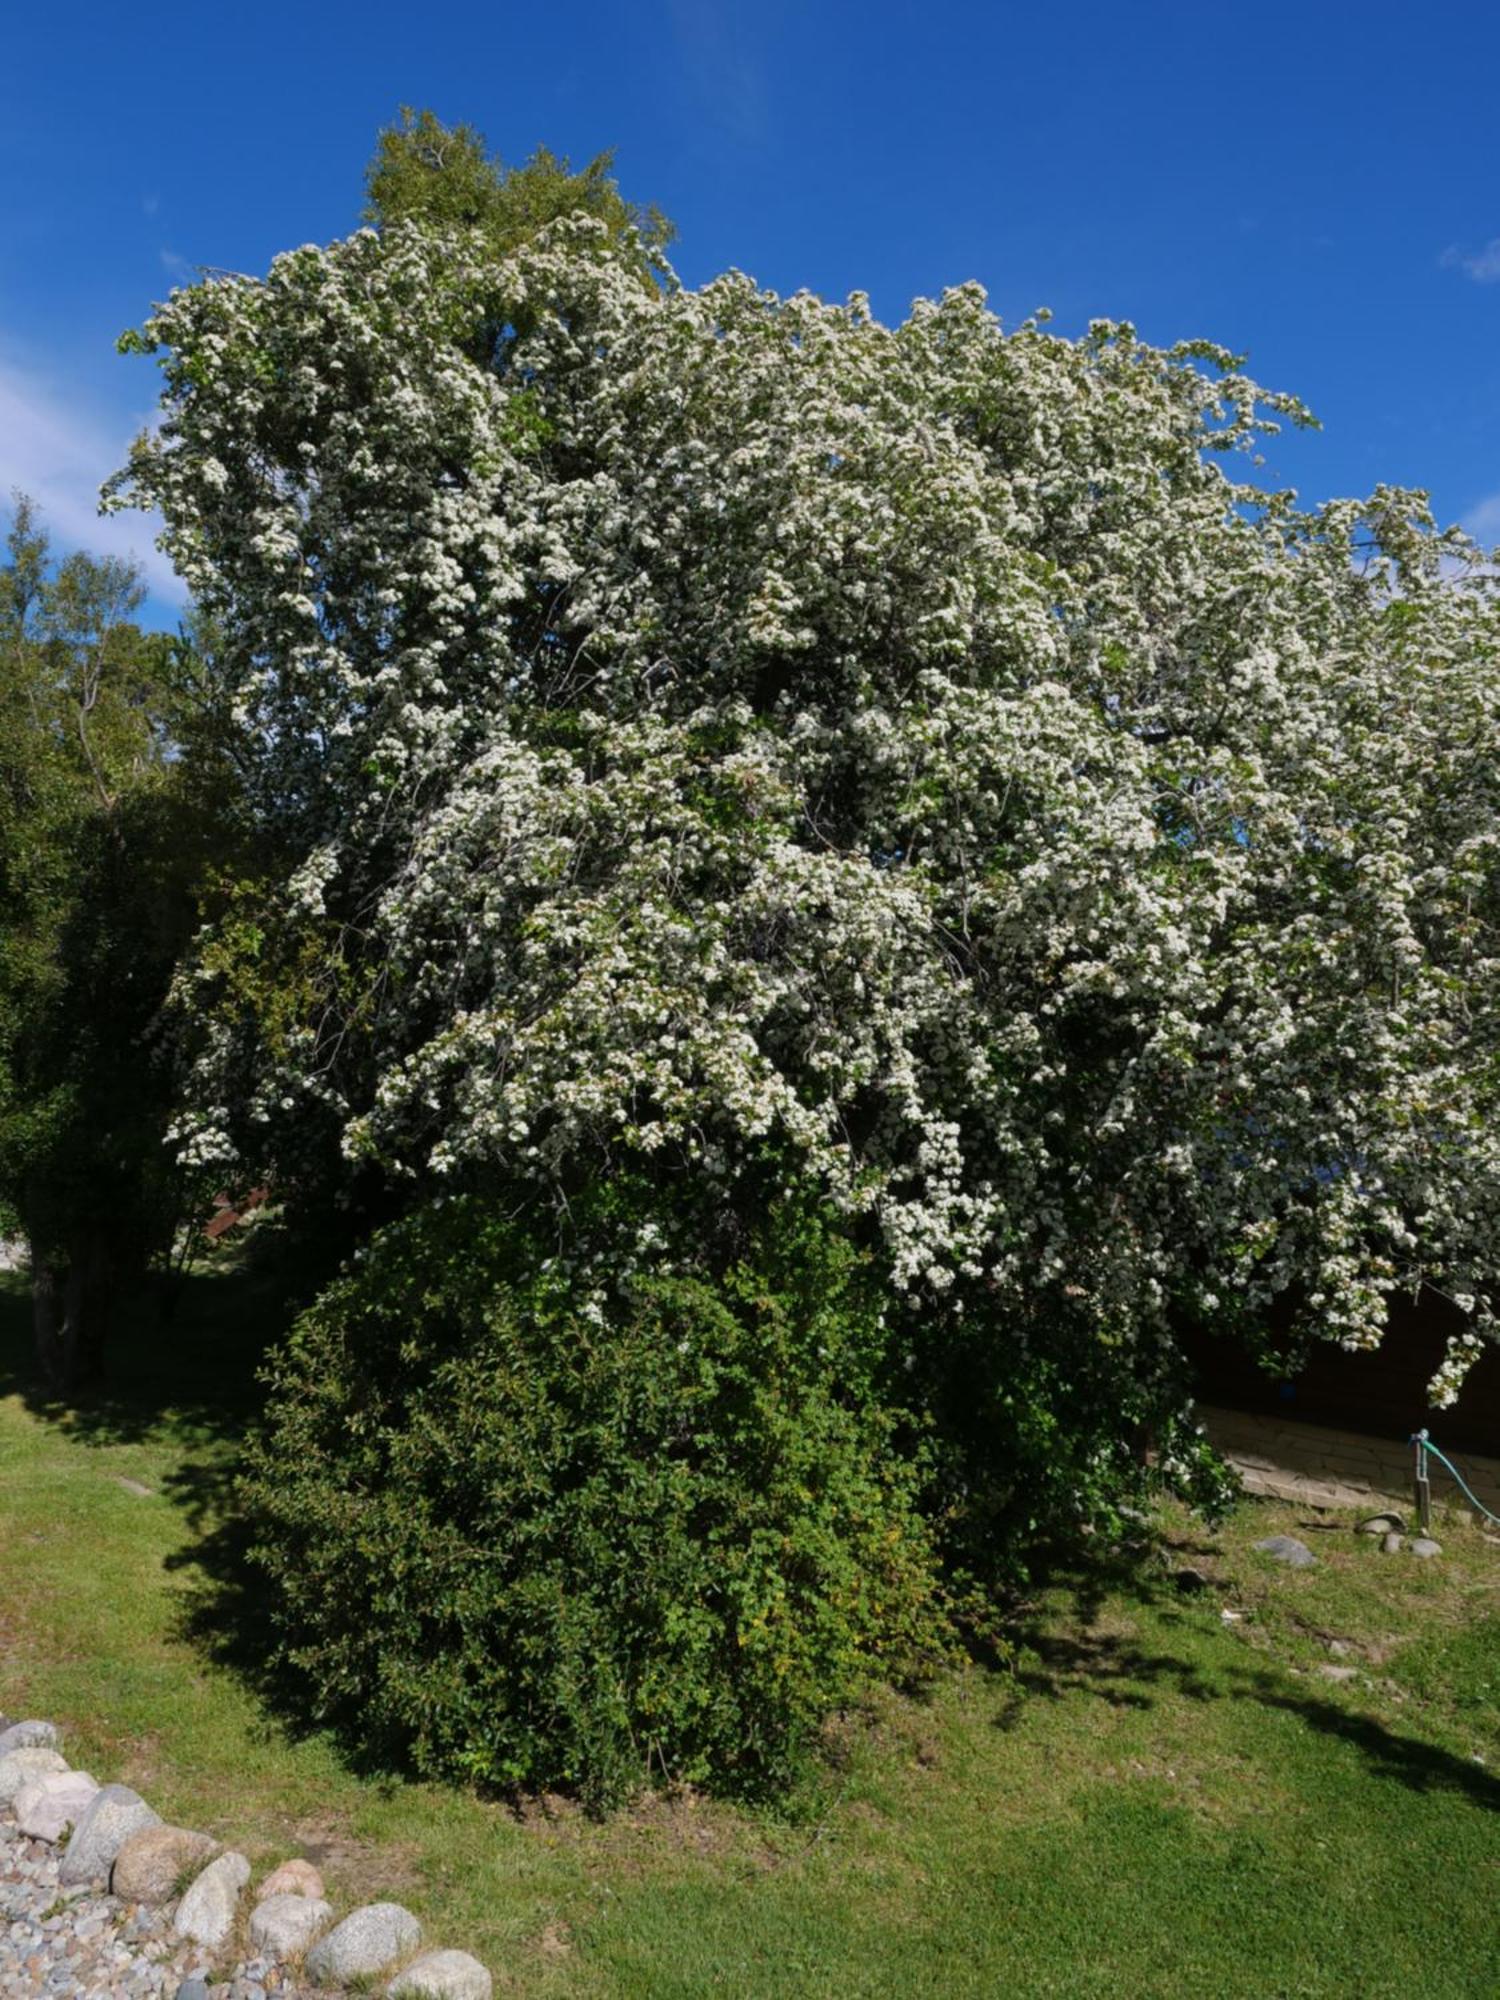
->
xmin=0 ymin=1717 xmax=491 ymax=1999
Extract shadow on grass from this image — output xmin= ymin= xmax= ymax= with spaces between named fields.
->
xmin=0 ymin=1251 xmax=302 ymax=1452
xmin=1002 ymin=1553 xmax=1500 ymax=1814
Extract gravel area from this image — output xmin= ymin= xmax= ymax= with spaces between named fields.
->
xmin=0 ymin=1815 xmax=308 ymax=1999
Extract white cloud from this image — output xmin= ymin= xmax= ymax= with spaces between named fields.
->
xmin=1441 ymin=239 xmax=1500 ymax=283
xmin=0 ymin=351 xmax=185 ymax=606
xmin=1463 ymin=492 xmax=1500 ymax=549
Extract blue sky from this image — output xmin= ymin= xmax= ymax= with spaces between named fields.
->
xmin=4 ymin=0 xmax=1498 ymax=624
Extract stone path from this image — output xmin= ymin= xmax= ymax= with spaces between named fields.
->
xmin=0 ymin=1814 xmax=304 ymax=1998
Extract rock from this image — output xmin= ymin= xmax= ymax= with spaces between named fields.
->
xmin=389 ymin=1948 xmax=494 ymax=1999
xmin=1219 ymin=1607 xmax=1243 ymax=1623
xmin=175 ymin=1982 xmax=212 ymax=2000
xmin=1411 ymin=1536 xmax=1443 ymax=1559
xmin=1173 ymin=1566 xmax=1210 ymax=1593
xmin=1327 ymin=1638 xmax=1353 ymax=1657
xmin=248 ymin=1892 xmax=334 ymax=1958
xmin=1253 ymin=1534 xmax=1317 ymax=1568
xmin=259 ymin=1858 xmax=325 ymax=1901
xmin=115 ymin=1476 xmax=154 ymax=1497
xmin=1358 ymin=1511 xmax=1406 ymax=1536
xmin=1382 ymin=1532 xmax=1404 ymax=1554
xmin=305 ymin=1902 xmax=422 ymax=1985
xmin=57 ymin=1783 xmax=161 ymax=1887
xmin=112 ymin=1825 xmax=219 ymax=1905
xmin=1316 ymin=1664 xmax=1357 ymax=1683
xmin=13 ymin=1768 xmax=98 ymax=1841
xmin=0 ymin=1718 xmax=59 ymax=1756
xmin=173 ymin=1850 xmax=251 ymax=1948
xmin=0 ymin=1745 xmax=67 ymax=1805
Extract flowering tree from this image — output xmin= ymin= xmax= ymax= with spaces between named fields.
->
xmin=114 ymin=218 xmax=1500 ymax=1410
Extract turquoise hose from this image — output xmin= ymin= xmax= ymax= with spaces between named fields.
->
xmin=1412 ymin=1432 xmax=1500 ymax=1529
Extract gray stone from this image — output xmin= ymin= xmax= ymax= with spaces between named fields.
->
xmin=247 ymin=1891 xmax=334 ymax=1958
xmin=13 ymin=1768 xmax=98 ymax=1841
xmin=1358 ymin=1511 xmax=1407 ymax=1536
xmin=259 ymin=1858 xmax=324 ymax=1900
xmin=0 ymin=1719 xmax=59 ymax=1756
xmin=1411 ymin=1536 xmax=1443 ymax=1559
xmin=1316 ymin=1663 xmax=1357 ymax=1683
xmin=306 ymin=1902 xmax=422 ymax=1985
xmin=1327 ymin=1638 xmax=1353 ymax=1657
xmin=173 ymin=1850 xmax=250 ymax=1948
xmin=112 ymin=1824 xmax=218 ymax=1905
xmin=1253 ymin=1534 xmax=1317 ymax=1568
xmin=57 ymin=1783 xmax=162 ymax=1887
xmin=389 ymin=1948 xmax=493 ymax=2000
xmin=1382 ymin=1531 xmax=1404 ymax=1553
xmin=0 ymin=1745 xmax=67 ymax=1805
xmin=174 ymin=1982 xmax=212 ymax=2000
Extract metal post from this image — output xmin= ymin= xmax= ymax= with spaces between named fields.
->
xmin=1413 ymin=1429 xmax=1432 ymax=1535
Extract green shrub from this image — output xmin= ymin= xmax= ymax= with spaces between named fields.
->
xmin=243 ymin=1196 xmax=949 ymax=1806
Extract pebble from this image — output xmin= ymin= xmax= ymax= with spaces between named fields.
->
xmin=0 ymin=1811 xmax=317 ymax=1997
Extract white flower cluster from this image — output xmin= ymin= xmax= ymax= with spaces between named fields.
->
xmin=114 ymin=218 xmax=1500 ymax=1373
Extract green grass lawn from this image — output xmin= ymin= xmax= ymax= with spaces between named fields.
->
xmin=2 ymin=1262 xmax=1499 ymax=1997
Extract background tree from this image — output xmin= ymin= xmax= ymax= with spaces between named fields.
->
xmin=0 ymin=498 xmax=224 ymax=1389
xmin=364 ymin=106 xmax=673 ymax=278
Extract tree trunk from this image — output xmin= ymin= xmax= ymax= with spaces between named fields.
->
xmin=30 ymin=1234 xmax=110 ymax=1395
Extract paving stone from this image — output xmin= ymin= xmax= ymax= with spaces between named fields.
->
xmin=0 ymin=1747 xmax=67 ymax=1807
xmin=248 ymin=1892 xmax=334 ymax=1958
xmin=306 ymin=1902 xmax=422 ymax=1985
xmin=13 ymin=1769 xmax=98 ymax=1842
xmin=388 ymin=1947 xmax=493 ymax=1999
xmin=259 ymin=1859 xmax=324 ymax=1901
xmin=58 ymin=1784 xmax=161 ymax=1888
xmin=112 ymin=1826 xmax=219 ymax=1905
xmin=174 ymin=1851 xmax=250 ymax=1949
xmin=0 ymin=1720 xmax=59 ymax=1757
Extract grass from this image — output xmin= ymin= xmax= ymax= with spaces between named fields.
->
xmin=2 ymin=1261 xmax=1500 ymax=1997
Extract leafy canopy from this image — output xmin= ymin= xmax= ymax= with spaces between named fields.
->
xmin=364 ymin=107 xmax=673 ymax=276
xmin=111 ymin=213 xmax=1500 ymax=1427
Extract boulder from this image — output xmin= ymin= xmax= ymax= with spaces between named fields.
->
xmin=259 ymin=1858 xmax=324 ymax=1901
xmin=0 ymin=1745 xmax=67 ymax=1805
xmin=13 ymin=1769 xmax=98 ymax=1842
xmin=58 ymin=1783 xmax=161 ymax=1887
xmin=1252 ymin=1534 xmax=1317 ymax=1568
xmin=112 ymin=1825 xmax=219 ymax=1905
xmin=1358 ymin=1511 xmax=1407 ymax=1536
xmin=389 ymin=1949 xmax=494 ymax=1999
xmin=0 ymin=1719 xmax=59 ymax=1757
xmin=306 ymin=1902 xmax=422 ymax=1985
xmin=173 ymin=1849 xmax=250 ymax=1949
xmin=248 ymin=1891 xmax=335 ymax=1958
